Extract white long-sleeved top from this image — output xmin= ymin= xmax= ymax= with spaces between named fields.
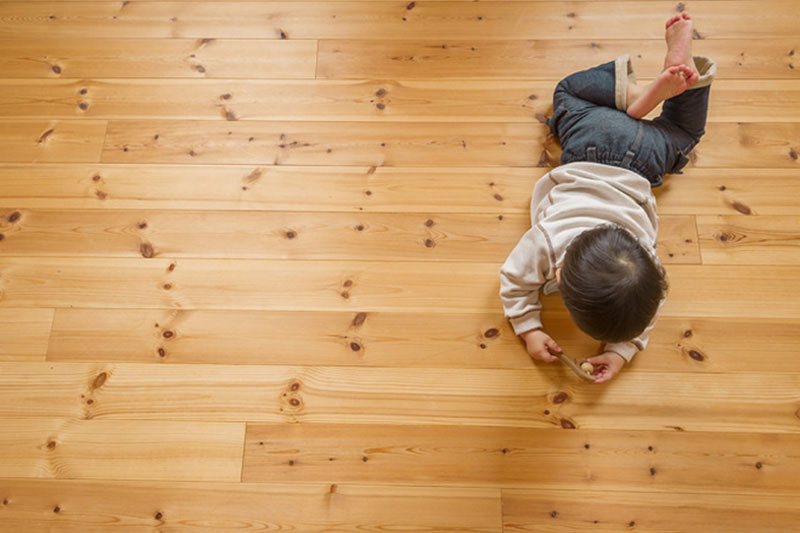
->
xmin=499 ymin=161 xmax=664 ymax=362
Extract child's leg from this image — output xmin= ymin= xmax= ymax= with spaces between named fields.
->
xmin=553 ymin=61 xmax=619 ymax=110
xmin=655 ymin=62 xmax=713 ymax=142
xmin=625 ymin=13 xmax=715 ymax=121
xmin=548 ymin=13 xmax=716 ymax=186
xmin=549 ymin=58 xmax=636 ymax=141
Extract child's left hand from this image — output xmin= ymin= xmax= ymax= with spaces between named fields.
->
xmin=587 ymin=351 xmax=626 ymax=384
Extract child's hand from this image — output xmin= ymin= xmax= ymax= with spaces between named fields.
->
xmin=587 ymin=351 xmax=626 ymax=384
xmin=520 ymin=329 xmax=562 ymax=363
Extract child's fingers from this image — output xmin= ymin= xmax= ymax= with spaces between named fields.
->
xmin=591 ymin=365 xmax=613 ymax=383
xmin=546 ymin=339 xmax=562 ymax=352
xmin=587 ymin=355 xmax=607 ymax=366
xmin=538 ymin=349 xmax=558 ymax=362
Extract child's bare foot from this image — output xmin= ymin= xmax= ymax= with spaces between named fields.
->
xmin=626 ymin=64 xmax=699 ymax=119
xmin=664 ymin=13 xmax=696 ymax=74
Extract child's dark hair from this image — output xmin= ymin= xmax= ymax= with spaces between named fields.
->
xmin=559 ymin=225 xmax=667 ymax=343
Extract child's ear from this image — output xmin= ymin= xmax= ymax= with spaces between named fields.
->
xmin=555 ymin=266 xmax=562 ymax=284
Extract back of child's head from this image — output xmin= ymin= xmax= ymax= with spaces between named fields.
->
xmin=559 ymin=225 xmax=667 ymax=343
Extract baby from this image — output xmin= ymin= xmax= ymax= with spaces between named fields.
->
xmin=500 ymin=13 xmax=716 ymax=383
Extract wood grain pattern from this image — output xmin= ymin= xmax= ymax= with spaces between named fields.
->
xmin=0 ymin=39 xmax=317 ymax=79
xmin=45 ymin=308 xmax=529 ymax=366
xmin=1 ymin=363 xmax=798 ymax=432
xmin=318 ymin=39 xmax=800 ymax=80
xmin=0 ymin=209 xmax=534 ymax=262
xmin=0 ymin=418 xmax=244 ymax=481
xmin=2 ymin=78 xmax=555 ymax=122
xmin=3 ymin=79 xmax=799 ymax=123
xmin=45 ymin=309 xmax=800 ymax=373
xmin=2 ymin=1 xmax=799 ymax=528
xmin=101 ymin=120 xmax=545 ymax=167
xmin=696 ymin=215 xmax=800 ymax=264
xmin=656 ymin=215 xmax=699 ymax=263
xmin=100 ymin=120 xmax=800 ymax=168
xmin=0 ymin=308 xmax=54 ymax=361
xmin=0 ymin=480 xmax=502 ymax=533
xmin=242 ymin=423 xmax=800 ymax=489
xmin=0 ymin=208 xmax=697 ymax=264
xmin=502 ymin=488 xmax=800 ymax=532
xmin=2 ymin=165 xmax=799 ymax=216
xmin=655 ymin=169 xmax=800 ymax=215
xmin=1 ymin=258 xmax=798 ymax=317
xmin=0 ymin=121 xmax=106 ymax=163
xmin=0 ymin=164 xmax=541 ymax=212
xmin=1 ymin=2 xmax=798 ymax=40
xmin=694 ymin=123 xmax=800 ymax=169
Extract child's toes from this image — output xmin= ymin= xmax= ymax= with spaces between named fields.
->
xmin=666 ymin=14 xmax=682 ymax=28
xmin=681 ymin=12 xmax=692 ymax=21
xmin=666 ymin=65 xmax=684 ymax=76
xmin=670 ymin=64 xmax=690 ymax=79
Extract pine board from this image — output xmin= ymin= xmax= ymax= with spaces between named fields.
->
xmin=2 ymin=79 xmax=799 ymax=123
xmin=0 ymin=308 xmax=54 ymax=361
xmin=100 ymin=120 xmax=800 ymax=168
xmin=502 ymin=488 xmax=800 ymax=533
xmin=0 ymin=120 xmax=106 ymax=163
xmin=0 ymin=418 xmax=244 ymax=481
xmin=0 ymin=39 xmax=317 ymax=79
xmin=2 ymin=165 xmax=799 ymax=216
xmin=0 ymin=208 xmax=698 ymax=264
xmin=0 ymin=2 xmax=797 ymax=40
xmin=318 ymin=38 xmax=800 ymax=80
xmin=45 ymin=309 xmax=800 ymax=373
xmin=242 ymin=423 xmax=800 ymax=489
xmin=0 ymin=258 xmax=797 ymax=317
xmin=697 ymin=215 xmax=800 ymax=265
xmin=0 ymin=479 xmax=502 ymax=533
xmin=1 ymin=363 xmax=799 ymax=432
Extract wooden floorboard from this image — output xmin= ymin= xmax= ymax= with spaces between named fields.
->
xmin=318 ymin=39 xmax=800 ymax=80
xmin=241 ymin=424 xmax=800 ymax=489
xmin=1 ymin=165 xmax=799 ymax=215
xmin=0 ymin=308 xmax=54 ymax=361
xmin=0 ymin=39 xmax=318 ymax=79
xmin=1 ymin=362 xmax=798 ymax=433
xmin=0 ymin=418 xmax=244 ymax=481
xmin=1 ymin=1 xmax=798 ymax=529
xmin=0 ymin=209 xmax=699 ymax=264
xmin=3 ymin=79 xmax=800 ymax=123
xmin=1 ymin=258 xmax=799 ymax=316
xmin=0 ymin=120 xmax=106 ymax=163
xmin=696 ymin=215 xmax=800 ymax=265
xmin=1 ymin=2 xmax=798 ymax=40
xmin=502 ymin=488 xmax=800 ymax=532
xmin=44 ymin=310 xmax=800 ymax=373
xmin=97 ymin=120 xmax=800 ymax=168
xmin=0 ymin=480 xmax=502 ymax=533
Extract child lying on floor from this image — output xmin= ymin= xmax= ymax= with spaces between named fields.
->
xmin=500 ymin=13 xmax=716 ymax=383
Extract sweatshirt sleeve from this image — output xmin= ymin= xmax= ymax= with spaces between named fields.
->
xmin=499 ymin=225 xmax=553 ymax=335
xmin=605 ymin=296 xmax=666 ymax=362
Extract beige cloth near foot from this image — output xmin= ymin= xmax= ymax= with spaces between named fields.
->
xmin=614 ymin=54 xmax=717 ymax=111
xmin=690 ymin=55 xmax=717 ymax=89
xmin=614 ymin=54 xmax=637 ymax=111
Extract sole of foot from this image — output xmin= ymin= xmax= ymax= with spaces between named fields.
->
xmin=664 ymin=12 xmax=697 ymax=73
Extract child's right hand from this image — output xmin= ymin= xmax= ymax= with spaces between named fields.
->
xmin=520 ymin=328 xmax=562 ymax=363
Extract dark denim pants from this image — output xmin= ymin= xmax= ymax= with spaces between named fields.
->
xmin=547 ymin=58 xmax=712 ymax=187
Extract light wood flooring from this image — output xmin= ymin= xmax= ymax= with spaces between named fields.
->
xmin=0 ymin=1 xmax=799 ymax=531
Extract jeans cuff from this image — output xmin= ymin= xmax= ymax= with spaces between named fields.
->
xmin=614 ymin=54 xmax=637 ymax=111
xmin=689 ymin=55 xmax=717 ymax=89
